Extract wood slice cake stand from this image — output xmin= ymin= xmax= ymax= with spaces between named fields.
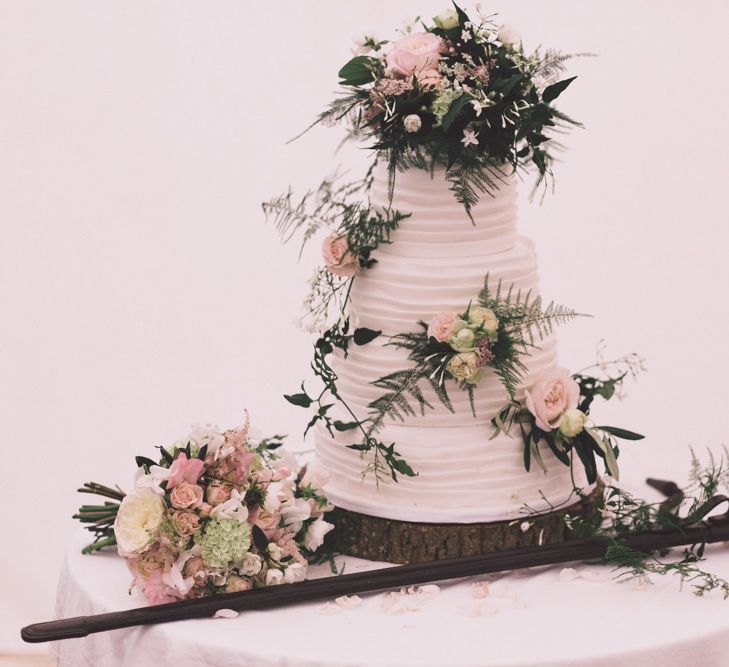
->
xmin=326 ymin=485 xmax=602 ymax=565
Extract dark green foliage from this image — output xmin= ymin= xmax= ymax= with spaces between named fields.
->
xmin=563 ymin=449 xmax=729 ymax=598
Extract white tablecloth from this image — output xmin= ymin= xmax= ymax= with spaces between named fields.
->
xmin=52 ymin=529 xmax=729 ymax=667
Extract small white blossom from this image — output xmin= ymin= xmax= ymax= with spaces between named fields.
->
xmin=133 ymin=465 xmax=170 ymax=495
xmin=300 ymin=463 xmax=330 ymax=492
xmin=188 ymin=423 xmax=225 ymax=458
xmin=461 ymin=29 xmax=472 ymax=43
xmin=210 ymin=489 xmax=249 ymax=523
xmin=497 ymin=24 xmax=521 ymax=47
xmin=303 ymin=518 xmax=335 ymax=551
xmin=280 ymin=497 xmax=312 ymax=533
xmin=520 ymin=521 xmax=532 ymax=533
xmin=351 ymin=35 xmax=373 ymax=56
xmin=471 ymin=100 xmax=483 ymax=117
xmin=461 ymin=129 xmax=479 ymax=147
xmin=265 ymin=568 xmax=284 ymax=586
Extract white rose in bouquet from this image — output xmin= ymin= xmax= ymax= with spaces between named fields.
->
xmin=114 ymin=488 xmax=166 ymax=557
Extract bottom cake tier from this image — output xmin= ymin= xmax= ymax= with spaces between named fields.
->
xmin=314 ymin=416 xmax=591 ymax=524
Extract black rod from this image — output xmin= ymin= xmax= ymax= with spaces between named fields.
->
xmin=21 ymin=503 xmax=729 ymax=644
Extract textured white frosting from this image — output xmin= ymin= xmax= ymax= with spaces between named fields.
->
xmin=315 ymin=164 xmax=588 ymax=523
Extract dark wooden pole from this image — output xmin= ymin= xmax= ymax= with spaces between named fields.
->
xmin=21 ymin=495 xmax=729 ymax=644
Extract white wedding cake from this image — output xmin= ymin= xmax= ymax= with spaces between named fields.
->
xmin=314 ymin=164 xmax=589 ymax=523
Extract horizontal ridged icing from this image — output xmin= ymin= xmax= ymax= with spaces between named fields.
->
xmin=315 ymin=164 xmax=588 ymax=523
xmin=315 ymin=413 xmax=588 ymax=523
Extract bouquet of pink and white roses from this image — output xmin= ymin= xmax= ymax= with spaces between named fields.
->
xmin=74 ymin=413 xmax=334 ymax=605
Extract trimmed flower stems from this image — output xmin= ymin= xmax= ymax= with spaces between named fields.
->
xmin=22 ymin=495 xmax=729 ymax=644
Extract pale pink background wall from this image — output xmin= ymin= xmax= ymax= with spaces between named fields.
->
xmin=1 ymin=0 xmax=728 ymax=654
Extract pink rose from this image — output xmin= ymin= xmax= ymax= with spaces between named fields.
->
xmin=387 ymin=32 xmax=444 ymax=78
xmin=167 ymin=452 xmax=205 ymax=489
xmin=171 ymin=510 xmax=200 ymax=536
xmin=170 ymin=482 xmax=204 ymax=510
xmin=525 ymin=367 xmax=580 ymax=432
xmin=322 ymin=234 xmax=359 ymax=278
xmin=417 ymin=68 xmax=442 ymax=90
xmin=427 ymin=311 xmax=458 ymax=342
xmin=206 ymin=482 xmax=232 ymax=506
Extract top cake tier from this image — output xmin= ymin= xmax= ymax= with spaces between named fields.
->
xmin=371 ymin=163 xmax=519 ymax=258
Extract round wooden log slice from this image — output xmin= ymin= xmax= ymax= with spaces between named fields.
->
xmin=326 ymin=486 xmax=603 ymax=565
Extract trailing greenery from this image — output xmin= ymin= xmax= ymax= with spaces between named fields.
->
xmin=263 ymin=171 xmax=410 ymax=329
xmin=299 ymin=3 xmax=588 ymax=215
xmin=284 ymin=317 xmax=416 ymax=484
xmin=562 ymin=448 xmax=729 ymax=598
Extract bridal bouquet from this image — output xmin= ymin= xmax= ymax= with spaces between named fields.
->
xmin=74 ymin=413 xmax=334 ymax=605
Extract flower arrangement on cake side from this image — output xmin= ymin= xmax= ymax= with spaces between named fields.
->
xmin=73 ymin=413 xmax=334 ymax=604
xmin=492 ymin=350 xmax=646 ymax=482
xmin=302 ymin=2 xmax=586 ymax=216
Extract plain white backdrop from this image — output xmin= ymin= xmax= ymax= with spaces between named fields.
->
xmin=1 ymin=0 xmax=728 ymax=655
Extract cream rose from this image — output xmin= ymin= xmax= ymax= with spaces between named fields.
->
xmin=427 ymin=311 xmax=459 ymax=342
xmin=433 ymin=9 xmax=459 ymax=31
xmin=114 ymin=488 xmax=166 ymax=557
xmin=446 ymin=351 xmax=482 ymax=384
xmin=449 ymin=327 xmax=475 ymax=352
xmin=403 ymin=113 xmax=422 ymax=133
xmin=559 ymin=409 xmax=588 ymax=438
xmin=525 ymin=367 xmax=580 ymax=432
xmin=387 ymin=32 xmax=444 ymax=78
xmin=322 ymin=234 xmax=359 ymax=278
xmin=467 ymin=306 xmax=499 ymax=336
xmin=170 ymin=482 xmax=204 ymax=510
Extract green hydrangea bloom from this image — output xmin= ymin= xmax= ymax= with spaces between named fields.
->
xmin=198 ymin=519 xmax=251 ymax=568
xmin=432 ymin=88 xmax=460 ymax=125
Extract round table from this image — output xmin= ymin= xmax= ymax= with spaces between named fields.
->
xmin=51 ymin=529 xmax=729 ymax=667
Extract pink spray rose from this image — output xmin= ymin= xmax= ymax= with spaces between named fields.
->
xmin=427 ymin=311 xmax=458 ymax=342
xmin=167 ymin=452 xmax=204 ymax=489
xmin=171 ymin=510 xmax=200 ymax=536
xmin=170 ymin=482 xmax=204 ymax=510
xmin=387 ymin=32 xmax=444 ymax=78
xmin=206 ymin=482 xmax=233 ymax=506
xmin=322 ymin=234 xmax=359 ymax=278
xmin=524 ymin=367 xmax=580 ymax=432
